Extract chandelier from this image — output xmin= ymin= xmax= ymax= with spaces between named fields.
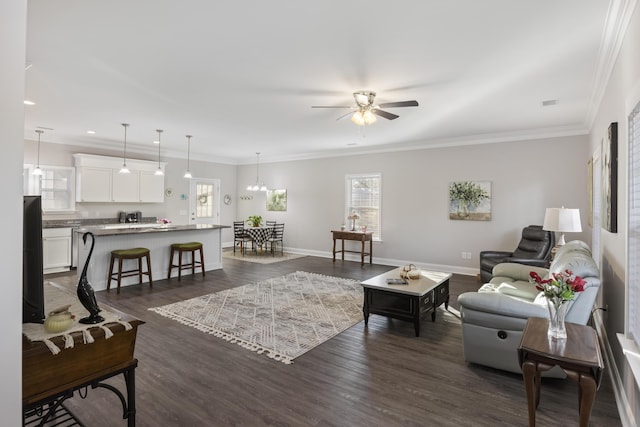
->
xmin=246 ymin=152 xmax=267 ymax=191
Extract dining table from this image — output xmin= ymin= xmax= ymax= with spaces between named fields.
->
xmin=244 ymin=225 xmax=275 ymax=254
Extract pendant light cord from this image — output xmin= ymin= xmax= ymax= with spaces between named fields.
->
xmin=122 ymin=123 xmax=129 ymax=166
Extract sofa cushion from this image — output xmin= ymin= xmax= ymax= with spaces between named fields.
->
xmin=480 ymin=280 xmax=540 ymax=301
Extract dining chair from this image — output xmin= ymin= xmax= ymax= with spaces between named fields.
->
xmin=268 ymin=223 xmax=285 ymax=256
xmin=233 ymin=221 xmax=253 ymax=256
xmin=265 ymin=220 xmax=276 ymax=227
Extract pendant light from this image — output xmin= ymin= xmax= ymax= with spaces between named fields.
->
xmin=118 ymin=123 xmax=130 ymax=174
xmin=246 ymin=152 xmax=267 ymax=191
xmin=184 ymin=135 xmax=193 ymax=179
xmin=154 ymin=129 xmax=164 ymax=176
xmin=32 ymin=130 xmax=43 ymax=176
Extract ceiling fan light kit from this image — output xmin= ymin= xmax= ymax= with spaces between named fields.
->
xmin=312 ymin=90 xmax=418 ymax=126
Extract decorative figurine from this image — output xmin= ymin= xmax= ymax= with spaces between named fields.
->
xmin=77 ymin=232 xmax=104 ymax=324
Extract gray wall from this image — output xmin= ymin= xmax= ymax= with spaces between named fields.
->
xmin=589 ymin=2 xmax=640 ymax=423
xmin=236 ymin=135 xmax=591 ymax=273
xmin=27 ymin=133 xmax=590 ymax=275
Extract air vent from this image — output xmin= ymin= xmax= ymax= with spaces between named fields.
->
xmin=542 ymin=99 xmax=559 ymax=107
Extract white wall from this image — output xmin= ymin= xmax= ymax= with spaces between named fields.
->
xmin=589 ymin=2 xmax=640 ymax=424
xmin=1 ymin=1 xmax=26 ymax=423
xmin=237 ymin=135 xmax=590 ymax=272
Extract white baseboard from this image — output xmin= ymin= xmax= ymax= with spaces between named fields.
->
xmin=593 ymin=310 xmax=637 ymax=427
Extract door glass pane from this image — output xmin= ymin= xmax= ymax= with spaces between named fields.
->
xmin=196 ymin=183 xmax=214 ymax=218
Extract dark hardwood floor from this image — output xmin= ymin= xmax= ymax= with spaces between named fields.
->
xmin=47 ymin=255 xmax=621 ymax=426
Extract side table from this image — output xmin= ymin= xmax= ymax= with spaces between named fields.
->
xmin=331 ymin=230 xmax=373 ymax=267
xmin=517 ymin=317 xmax=604 ymax=427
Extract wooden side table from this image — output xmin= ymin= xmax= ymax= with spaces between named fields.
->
xmin=517 ymin=317 xmax=604 ymax=427
xmin=331 ymin=230 xmax=373 ymax=267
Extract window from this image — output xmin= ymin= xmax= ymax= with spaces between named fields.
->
xmin=23 ymin=165 xmax=76 ymax=213
xmin=345 ymin=173 xmax=381 ymax=240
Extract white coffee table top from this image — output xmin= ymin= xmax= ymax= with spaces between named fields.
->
xmin=361 ymin=267 xmax=452 ymax=296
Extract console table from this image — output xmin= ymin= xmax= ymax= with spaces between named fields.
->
xmin=22 ymin=284 xmax=143 ymax=426
xmin=331 ymin=230 xmax=373 ymax=267
xmin=517 ymin=317 xmax=604 ymax=427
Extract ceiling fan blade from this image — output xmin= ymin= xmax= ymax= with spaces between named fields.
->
xmin=311 ymin=106 xmax=353 ymax=108
xmin=372 ymin=109 xmax=399 ymax=120
xmin=336 ymin=111 xmax=355 ymax=121
xmin=377 ymin=100 xmax=419 ymax=108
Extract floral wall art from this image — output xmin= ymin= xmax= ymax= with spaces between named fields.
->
xmin=266 ymin=189 xmax=287 ymax=211
xmin=449 ymin=181 xmax=491 ymax=221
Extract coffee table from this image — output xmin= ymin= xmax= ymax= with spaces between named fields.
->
xmin=361 ymin=267 xmax=452 ymax=337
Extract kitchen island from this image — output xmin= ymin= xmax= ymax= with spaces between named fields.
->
xmin=76 ymin=224 xmax=229 ymax=291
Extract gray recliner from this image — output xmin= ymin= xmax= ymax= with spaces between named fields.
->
xmin=458 ymin=240 xmax=600 ymax=376
xmin=479 ymin=225 xmax=555 ymax=283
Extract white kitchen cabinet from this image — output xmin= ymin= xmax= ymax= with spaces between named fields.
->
xmin=76 ymin=167 xmax=112 ymax=202
xmin=73 ymin=154 xmax=165 ymax=203
xmin=112 ymin=170 xmax=140 ymax=202
xmin=43 ymin=227 xmax=72 ymax=274
xmin=139 ymin=171 xmax=165 ymax=202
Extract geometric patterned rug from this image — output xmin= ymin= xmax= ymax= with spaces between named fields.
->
xmin=149 ymin=271 xmax=363 ymax=364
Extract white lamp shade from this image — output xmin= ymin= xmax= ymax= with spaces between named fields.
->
xmin=543 ymin=207 xmax=582 ymax=233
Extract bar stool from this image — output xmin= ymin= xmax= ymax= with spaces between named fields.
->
xmin=107 ymin=247 xmax=153 ymax=294
xmin=168 ymin=242 xmax=205 ymax=280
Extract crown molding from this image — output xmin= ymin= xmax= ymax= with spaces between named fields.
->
xmin=584 ymin=0 xmax=638 ymax=130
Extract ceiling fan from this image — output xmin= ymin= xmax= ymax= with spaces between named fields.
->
xmin=312 ymin=91 xmax=419 ymax=125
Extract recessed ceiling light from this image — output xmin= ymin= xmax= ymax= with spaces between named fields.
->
xmin=87 ymin=130 xmax=96 ymax=134
xmin=24 ymin=100 xmax=35 ymax=106
xmin=153 ymin=140 xmax=160 ymax=144
xmin=542 ymin=99 xmax=559 ymax=107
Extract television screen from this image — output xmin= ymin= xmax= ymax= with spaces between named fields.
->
xmin=23 ymin=196 xmax=44 ymax=324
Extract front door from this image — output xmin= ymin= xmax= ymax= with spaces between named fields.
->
xmin=189 ymin=178 xmax=220 ymax=225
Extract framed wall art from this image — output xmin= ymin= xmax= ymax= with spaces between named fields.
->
xmin=266 ymin=189 xmax=287 ymax=212
xmin=449 ymin=181 xmax=491 ymax=221
xmin=602 ymin=122 xmax=618 ymax=233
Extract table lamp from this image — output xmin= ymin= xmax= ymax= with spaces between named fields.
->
xmin=543 ymin=207 xmax=582 ymax=247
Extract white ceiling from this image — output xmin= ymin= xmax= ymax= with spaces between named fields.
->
xmin=24 ymin=1 xmax=621 ymax=164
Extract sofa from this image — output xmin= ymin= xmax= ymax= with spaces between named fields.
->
xmin=458 ymin=240 xmax=600 ymax=375
xmin=479 ymin=225 xmax=555 ymax=283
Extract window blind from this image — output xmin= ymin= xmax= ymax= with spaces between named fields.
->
xmin=346 ymin=173 xmax=381 ymax=240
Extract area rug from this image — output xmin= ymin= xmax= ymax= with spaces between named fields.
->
xmin=149 ymin=271 xmax=363 ymax=364
xmin=222 ymin=249 xmax=306 ymax=264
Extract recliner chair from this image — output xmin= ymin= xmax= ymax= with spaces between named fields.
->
xmin=479 ymin=225 xmax=555 ymax=283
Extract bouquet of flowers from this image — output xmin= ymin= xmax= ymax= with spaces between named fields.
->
xmin=529 ymin=269 xmax=586 ymax=302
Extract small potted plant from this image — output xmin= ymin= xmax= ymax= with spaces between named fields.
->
xmin=247 ymin=215 xmax=262 ymax=227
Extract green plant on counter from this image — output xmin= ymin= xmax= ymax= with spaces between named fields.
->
xmin=247 ymin=215 xmax=262 ymax=227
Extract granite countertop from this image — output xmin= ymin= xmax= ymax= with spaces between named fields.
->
xmin=43 ymin=217 xmax=158 ymax=229
xmin=76 ymin=223 xmax=230 ymax=236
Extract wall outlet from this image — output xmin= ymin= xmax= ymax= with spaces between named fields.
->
xmin=461 ymin=251 xmax=472 ymax=260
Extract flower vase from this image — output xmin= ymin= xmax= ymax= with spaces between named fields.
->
xmin=546 ymin=298 xmax=569 ymax=340
xmin=457 ymin=200 xmax=470 ymax=219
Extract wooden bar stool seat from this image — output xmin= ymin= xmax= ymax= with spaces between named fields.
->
xmin=108 ymin=247 xmax=153 ymax=294
xmin=168 ymin=242 xmax=205 ymax=280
